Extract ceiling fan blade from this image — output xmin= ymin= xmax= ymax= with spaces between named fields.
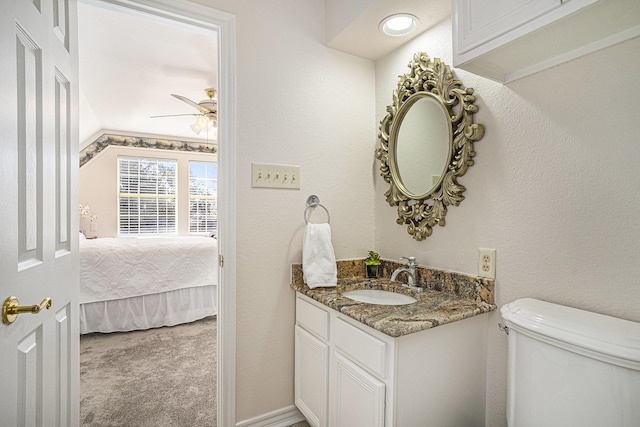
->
xmin=149 ymin=113 xmax=198 ymax=118
xmin=171 ymin=94 xmax=211 ymax=114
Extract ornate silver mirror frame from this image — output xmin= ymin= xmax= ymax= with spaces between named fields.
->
xmin=376 ymin=52 xmax=484 ymax=241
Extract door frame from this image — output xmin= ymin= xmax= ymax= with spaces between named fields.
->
xmin=81 ymin=0 xmax=237 ymax=425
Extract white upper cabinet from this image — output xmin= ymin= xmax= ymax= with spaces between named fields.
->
xmin=453 ymin=0 xmax=640 ymax=83
xmin=455 ymin=0 xmax=563 ymax=55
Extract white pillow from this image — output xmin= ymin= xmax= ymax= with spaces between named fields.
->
xmin=79 ymin=232 xmax=86 ymax=240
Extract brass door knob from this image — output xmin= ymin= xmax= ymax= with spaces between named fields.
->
xmin=2 ymin=296 xmax=52 ymax=325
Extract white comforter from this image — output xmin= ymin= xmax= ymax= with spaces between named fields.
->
xmin=79 ymin=236 xmax=218 ymax=304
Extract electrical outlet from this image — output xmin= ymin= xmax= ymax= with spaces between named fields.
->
xmin=251 ymin=162 xmax=300 ymax=189
xmin=478 ymin=248 xmax=496 ymax=279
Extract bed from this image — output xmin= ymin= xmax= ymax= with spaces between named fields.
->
xmin=79 ymin=236 xmax=218 ymax=334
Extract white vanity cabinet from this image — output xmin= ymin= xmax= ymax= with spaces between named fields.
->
xmin=295 ymin=295 xmax=331 ymax=427
xmin=332 ymin=352 xmax=385 ymax=427
xmin=294 ymin=293 xmax=489 ymax=426
xmin=453 ymin=0 xmax=640 ymax=82
xmin=331 ymin=315 xmax=388 ymax=427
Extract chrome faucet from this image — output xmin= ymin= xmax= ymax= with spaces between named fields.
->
xmin=390 ymin=256 xmax=420 ymax=290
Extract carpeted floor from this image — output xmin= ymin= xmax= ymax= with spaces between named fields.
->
xmin=80 ymin=316 xmax=217 ymax=426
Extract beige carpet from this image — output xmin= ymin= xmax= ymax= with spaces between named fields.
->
xmin=80 ymin=316 xmax=217 ymax=426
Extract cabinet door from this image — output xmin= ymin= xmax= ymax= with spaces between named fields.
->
xmin=332 ymin=352 xmax=385 ymax=427
xmin=295 ymin=325 xmax=329 ymax=427
xmin=454 ymin=0 xmax=560 ymax=54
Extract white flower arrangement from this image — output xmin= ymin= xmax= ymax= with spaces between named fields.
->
xmin=79 ymin=203 xmax=97 ymax=221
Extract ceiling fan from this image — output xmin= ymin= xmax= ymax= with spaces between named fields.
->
xmin=151 ymin=88 xmax=217 ymax=136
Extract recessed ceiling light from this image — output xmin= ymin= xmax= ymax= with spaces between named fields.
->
xmin=379 ymin=14 xmax=419 ymax=37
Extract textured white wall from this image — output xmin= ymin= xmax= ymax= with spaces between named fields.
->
xmin=190 ymin=0 xmax=376 ymax=422
xmin=375 ymin=19 xmax=640 ymax=426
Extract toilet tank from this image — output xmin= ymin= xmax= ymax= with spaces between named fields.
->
xmin=501 ymin=298 xmax=640 ymax=427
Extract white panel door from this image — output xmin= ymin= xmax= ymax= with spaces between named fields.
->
xmin=0 ymin=0 xmax=79 ymax=425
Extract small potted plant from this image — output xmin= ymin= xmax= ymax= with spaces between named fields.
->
xmin=365 ymin=250 xmax=381 ymax=278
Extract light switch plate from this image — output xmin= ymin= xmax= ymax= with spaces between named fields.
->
xmin=251 ymin=162 xmax=300 ymax=189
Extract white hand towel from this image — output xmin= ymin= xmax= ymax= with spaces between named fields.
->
xmin=302 ymin=223 xmax=337 ymax=289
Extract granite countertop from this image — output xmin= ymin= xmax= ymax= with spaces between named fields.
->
xmin=291 ymin=260 xmax=497 ymax=338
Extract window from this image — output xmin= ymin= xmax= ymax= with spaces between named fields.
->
xmin=118 ymin=156 xmax=177 ymax=235
xmin=189 ymin=161 xmax=217 ymax=233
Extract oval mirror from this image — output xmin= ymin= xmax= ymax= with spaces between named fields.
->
xmin=376 ymin=52 xmax=484 ymax=241
xmin=391 ymin=94 xmax=451 ymax=198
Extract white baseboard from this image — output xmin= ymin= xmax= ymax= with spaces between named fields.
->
xmin=236 ymin=405 xmax=306 ymax=427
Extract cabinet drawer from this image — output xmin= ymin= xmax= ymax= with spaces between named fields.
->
xmin=333 ymin=317 xmax=387 ymax=379
xmin=296 ymin=295 xmax=330 ymax=341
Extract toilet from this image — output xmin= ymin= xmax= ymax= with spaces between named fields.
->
xmin=501 ymin=298 xmax=640 ymax=427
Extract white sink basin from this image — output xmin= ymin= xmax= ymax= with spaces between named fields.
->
xmin=342 ymin=289 xmax=417 ymax=306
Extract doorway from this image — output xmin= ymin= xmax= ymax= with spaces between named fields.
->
xmin=77 ymin=0 xmax=236 ymax=425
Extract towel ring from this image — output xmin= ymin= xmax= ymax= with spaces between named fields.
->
xmin=304 ymin=195 xmax=330 ymax=224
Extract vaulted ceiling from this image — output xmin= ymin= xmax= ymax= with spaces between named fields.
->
xmin=78 ymin=1 xmax=218 ymax=146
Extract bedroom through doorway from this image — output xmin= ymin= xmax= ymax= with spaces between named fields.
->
xmin=77 ymin=0 xmax=222 ymax=424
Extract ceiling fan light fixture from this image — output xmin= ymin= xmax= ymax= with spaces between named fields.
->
xmin=154 ymin=88 xmax=218 ymax=137
xmin=196 ymin=115 xmax=210 ymax=128
xmin=191 ymin=115 xmax=210 ymax=135
xmin=379 ymin=14 xmax=419 ymax=37
xmin=190 ymin=123 xmax=203 ymax=135
xmin=191 ymin=114 xmax=218 ymax=138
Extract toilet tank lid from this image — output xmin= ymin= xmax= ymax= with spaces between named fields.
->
xmin=501 ymin=298 xmax=640 ymax=366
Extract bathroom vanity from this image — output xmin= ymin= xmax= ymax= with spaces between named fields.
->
xmin=292 ymin=262 xmax=496 ymax=427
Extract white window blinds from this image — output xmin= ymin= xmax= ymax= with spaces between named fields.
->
xmin=118 ymin=156 xmax=177 ymax=235
xmin=189 ymin=161 xmax=217 ymax=234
